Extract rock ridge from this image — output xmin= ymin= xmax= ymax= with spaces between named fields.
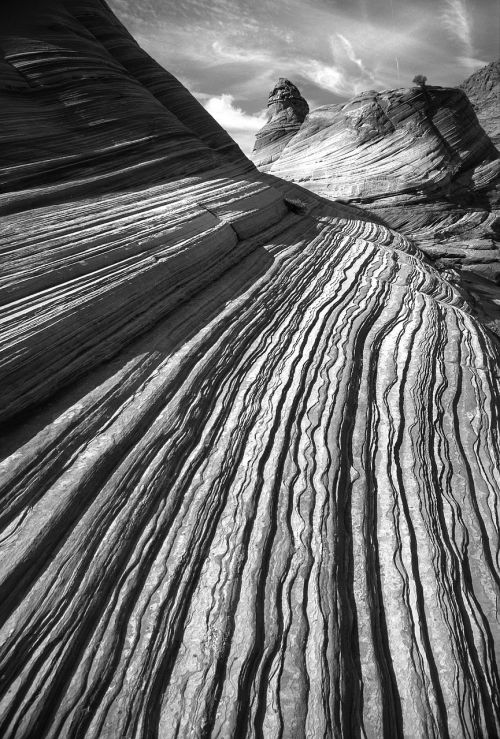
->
xmin=252 ymin=77 xmax=500 ymax=333
xmin=460 ymin=60 xmax=500 ymax=146
xmin=0 ymin=5 xmax=499 ymax=737
xmin=252 ymin=77 xmax=309 ymax=167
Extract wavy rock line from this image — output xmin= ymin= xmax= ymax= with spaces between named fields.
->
xmin=1 ymin=203 xmax=499 ymax=737
xmin=0 ymin=3 xmax=499 ymax=737
xmin=252 ymin=78 xmax=500 ymax=335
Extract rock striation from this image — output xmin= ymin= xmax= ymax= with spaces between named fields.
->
xmin=1 ymin=4 xmax=500 ymax=738
xmin=253 ymin=77 xmax=500 ymax=333
xmin=460 ymin=60 xmax=500 ymax=148
xmin=252 ymin=78 xmax=309 ymax=168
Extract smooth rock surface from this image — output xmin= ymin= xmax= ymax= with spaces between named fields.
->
xmin=1 ymin=4 xmax=499 ymax=738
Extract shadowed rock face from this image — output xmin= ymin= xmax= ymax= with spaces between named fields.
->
xmin=252 ymin=78 xmax=500 ymax=334
xmin=1 ymin=4 xmax=500 ymax=737
xmin=460 ymin=60 xmax=500 ymax=147
xmin=252 ymin=78 xmax=309 ymax=167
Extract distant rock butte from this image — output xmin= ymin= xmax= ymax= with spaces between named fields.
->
xmin=460 ymin=60 xmax=500 ymax=147
xmin=252 ymin=75 xmax=500 ymax=333
xmin=1 ymin=5 xmax=499 ymax=738
xmin=253 ymin=77 xmax=309 ymax=167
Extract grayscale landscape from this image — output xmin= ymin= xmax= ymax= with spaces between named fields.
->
xmin=0 ymin=1 xmax=499 ymax=736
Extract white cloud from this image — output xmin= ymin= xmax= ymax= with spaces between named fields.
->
xmin=108 ymin=0 xmax=497 ymax=122
xmin=200 ymin=94 xmax=267 ymax=155
xmin=301 ymin=61 xmax=350 ymax=96
xmin=203 ymin=94 xmax=267 ymax=131
xmin=441 ymin=0 xmax=474 ymax=57
xmin=210 ymin=41 xmax=272 ymax=66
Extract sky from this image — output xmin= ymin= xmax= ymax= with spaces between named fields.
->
xmin=107 ymin=0 xmax=499 ymax=154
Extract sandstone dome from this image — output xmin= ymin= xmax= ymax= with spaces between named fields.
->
xmin=0 ymin=3 xmax=499 ymax=737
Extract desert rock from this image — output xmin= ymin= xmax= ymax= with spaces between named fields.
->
xmin=460 ymin=59 xmax=500 ymax=147
xmin=0 ymin=3 xmax=499 ymax=737
xmin=253 ymin=79 xmax=500 ymax=333
xmin=253 ymin=78 xmax=309 ymax=168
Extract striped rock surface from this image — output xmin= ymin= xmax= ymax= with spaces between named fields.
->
xmin=460 ymin=60 xmax=500 ymax=148
xmin=253 ymin=78 xmax=309 ymax=169
xmin=1 ymin=2 xmax=500 ymax=737
xmin=252 ymin=81 xmax=500 ymax=334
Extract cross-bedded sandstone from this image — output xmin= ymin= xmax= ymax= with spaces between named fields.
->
xmin=253 ymin=76 xmax=500 ymax=335
xmin=1 ymin=4 xmax=499 ymax=737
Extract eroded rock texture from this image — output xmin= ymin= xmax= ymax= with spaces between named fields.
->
xmin=1 ymin=4 xmax=500 ymax=738
xmin=253 ymin=79 xmax=500 ymax=334
xmin=461 ymin=60 xmax=500 ymax=148
xmin=253 ymin=78 xmax=309 ymax=168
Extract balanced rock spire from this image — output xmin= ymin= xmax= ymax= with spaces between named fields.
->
xmin=252 ymin=78 xmax=309 ymax=166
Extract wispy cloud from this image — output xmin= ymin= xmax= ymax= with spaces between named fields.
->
xmin=301 ymin=61 xmax=350 ymax=96
xmin=209 ymin=41 xmax=272 ymax=66
xmin=300 ymin=33 xmax=381 ymax=97
xmin=107 ymin=0 xmax=498 ymax=153
xmin=441 ymin=0 xmax=474 ymax=57
xmin=336 ymin=33 xmax=376 ymax=83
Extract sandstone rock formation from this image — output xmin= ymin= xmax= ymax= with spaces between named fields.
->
xmin=252 ymin=78 xmax=309 ymax=168
xmin=1 ymin=4 xmax=500 ymax=737
xmin=460 ymin=60 xmax=500 ymax=147
xmin=253 ymin=78 xmax=500 ymax=334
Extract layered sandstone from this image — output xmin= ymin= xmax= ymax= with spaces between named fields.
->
xmin=460 ymin=60 xmax=500 ymax=147
xmin=0 ymin=4 xmax=499 ymax=738
xmin=253 ymin=79 xmax=500 ymax=333
xmin=252 ymin=78 xmax=309 ymax=168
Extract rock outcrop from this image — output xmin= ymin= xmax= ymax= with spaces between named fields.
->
xmin=253 ymin=78 xmax=500 ymax=333
xmin=1 ymin=4 xmax=500 ymax=738
xmin=252 ymin=78 xmax=309 ymax=168
xmin=460 ymin=60 xmax=500 ymax=147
